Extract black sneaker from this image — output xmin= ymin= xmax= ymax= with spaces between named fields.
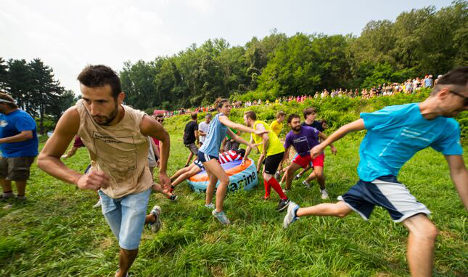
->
xmin=276 ymin=199 xmax=290 ymax=212
xmin=168 ymin=194 xmax=178 ymax=201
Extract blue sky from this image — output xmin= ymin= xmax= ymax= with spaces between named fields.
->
xmin=0 ymin=0 xmax=454 ymax=93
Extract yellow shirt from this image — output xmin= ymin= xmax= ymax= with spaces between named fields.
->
xmin=252 ymin=121 xmax=284 ymax=156
xmin=270 ymin=120 xmax=283 ymax=136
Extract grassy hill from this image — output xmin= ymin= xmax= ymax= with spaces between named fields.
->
xmin=0 ymin=92 xmax=466 ymax=276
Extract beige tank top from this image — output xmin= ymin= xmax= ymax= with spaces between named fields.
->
xmin=76 ymin=99 xmax=152 ymax=198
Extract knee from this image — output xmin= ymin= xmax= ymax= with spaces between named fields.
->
xmin=219 ymin=176 xmax=229 ymax=185
xmin=411 ymin=221 xmax=439 ymax=241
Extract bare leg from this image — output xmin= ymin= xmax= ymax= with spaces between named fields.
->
xmin=1 ymin=179 xmax=12 ymax=193
xmin=296 ymin=201 xmax=352 ymax=217
xmin=402 ymin=214 xmax=438 ymax=277
xmin=185 ymin=152 xmax=194 ymax=167
xmin=15 ymin=180 xmax=27 ymax=196
xmin=116 ymin=248 xmax=138 ymax=277
xmin=170 ymin=166 xmax=191 ymax=182
xmin=171 ymin=165 xmax=200 ymax=188
xmin=203 ymin=159 xmax=229 ymax=212
xmin=313 ymin=166 xmax=325 ymax=190
xmin=285 ymin=163 xmax=302 ymax=190
xmin=205 ymin=171 xmax=217 ymax=205
xmin=152 ymin=183 xmax=172 ymax=198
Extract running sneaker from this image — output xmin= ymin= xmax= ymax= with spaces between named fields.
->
xmin=212 ymin=210 xmax=231 ymax=225
xmin=93 ymin=198 xmax=102 ymax=208
xmin=276 ymin=199 xmax=290 ymax=212
xmin=283 ymin=201 xmax=300 ymax=228
xmin=320 ymin=189 xmax=329 ymax=200
xmin=0 ymin=192 xmax=14 ymax=201
xmin=204 ymin=203 xmax=215 ymax=209
xmin=294 ymin=174 xmax=301 ymax=180
xmin=149 ymin=205 xmax=162 ymax=233
xmin=302 ymin=180 xmax=311 ymax=188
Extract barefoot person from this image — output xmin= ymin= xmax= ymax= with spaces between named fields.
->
xmin=282 ymin=114 xmax=336 ymax=199
xmin=198 ymin=98 xmax=266 ymax=224
xmin=283 ymin=67 xmax=468 ymax=277
xmin=37 ymin=65 xmax=171 ymax=277
xmin=243 ymin=111 xmax=290 ymax=211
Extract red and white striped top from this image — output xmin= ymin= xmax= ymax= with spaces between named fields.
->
xmin=218 ymin=150 xmax=243 ymax=164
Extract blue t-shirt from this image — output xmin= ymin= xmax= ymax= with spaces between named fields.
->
xmin=358 ymin=103 xmax=463 ymax=182
xmin=199 ymin=113 xmax=228 ymax=157
xmin=0 ymin=109 xmax=39 ymax=157
xmin=284 ymin=126 xmax=320 ymax=157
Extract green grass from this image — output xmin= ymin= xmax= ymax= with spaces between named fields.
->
xmin=0 ymin=123 xmax=467 ymax=276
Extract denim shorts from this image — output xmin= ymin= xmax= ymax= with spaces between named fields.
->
xmin=98 ymin=188 xmax=151 ymax=250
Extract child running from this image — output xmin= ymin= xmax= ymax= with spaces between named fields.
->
xmin=198 ymin=98 xmax=267 ymax=224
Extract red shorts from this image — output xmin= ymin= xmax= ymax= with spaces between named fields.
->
xmin=292 ymin=153 xmax=324 ymax=168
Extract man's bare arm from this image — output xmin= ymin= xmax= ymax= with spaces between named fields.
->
xmin=0 ymin=130 xmax=33 ymax=144
xmin=37 ymin=108 xmax=110 ymax=190
xmin=445 ymin=155 xmax=468 ymax=211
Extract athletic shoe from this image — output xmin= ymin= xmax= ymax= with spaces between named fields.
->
xmin=212 ymin=210 xmax=231 ymax=225
xmin=320 ymin=189 xmax=329 ymax=200
xmin=168 ymin=194 xmax=178 ymax=201
xmin=15 ymin=195 xmax=27 ymax=202
xmin=294 ymin=174 xmax=301 ymax=180
xmin=283 ymin=201 xmax=300 ymax=228
xmin=302 ymin=180 xmax=311 ymax=188
xmin=0 ymin=192 xmax=14 ymax=201
xmin=149 ymin=205 xmax=162 ymax=233
xmin=93 ymin=198 xmax=102 ymax=208
xmin=276 ymin=199 xmax=290 ymax=212
xmin=204 ymin=203 xmax=215 ymax=209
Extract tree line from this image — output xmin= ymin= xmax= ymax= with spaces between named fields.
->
xmin=120 ymin=1 xmax=467 ymax=111
xmin=0 ymin=58 xmax=76 ymax=133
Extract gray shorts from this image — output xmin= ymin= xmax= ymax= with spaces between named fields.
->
xmin=185 ymin=143 xmax=198 ymax=155
xmin=0 ymin=157 xmax=35 ymax=181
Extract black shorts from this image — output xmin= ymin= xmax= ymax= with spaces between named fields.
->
xmin=264 ymin=152 xmax=284 ymax=175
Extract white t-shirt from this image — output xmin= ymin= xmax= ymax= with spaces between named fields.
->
xmin=199 ymin=121 xmax=210 ymax=143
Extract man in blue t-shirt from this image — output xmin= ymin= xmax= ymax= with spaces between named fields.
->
xmin=0 ymin=93 xmax=38 ymax=201
xmin=283 ymin=67 xmax=468 ymax=277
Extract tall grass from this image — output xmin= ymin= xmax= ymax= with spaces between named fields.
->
xmin=0 ymin=93 xmax=466 ymax=276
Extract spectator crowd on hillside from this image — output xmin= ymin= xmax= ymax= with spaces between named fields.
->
xmin=158 ymin=74 xmax=438 ymax=117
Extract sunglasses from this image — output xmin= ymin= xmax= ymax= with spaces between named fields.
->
xmin=450 ymin=90 xmax=468 ymax=106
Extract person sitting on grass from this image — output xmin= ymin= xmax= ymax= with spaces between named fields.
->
xmin=197 ymin=98 xmax=267 ymax=225
xmin=168 ymin=149 xmax=246 ymax=193
xmin=283 ymin=67 xmax=468 ymax=277
xmin=242 ymin=111 xmax=291 ymax=211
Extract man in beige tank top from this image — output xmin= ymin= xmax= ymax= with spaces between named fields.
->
xmin=37 ymin=65 xmax=171 ymax=277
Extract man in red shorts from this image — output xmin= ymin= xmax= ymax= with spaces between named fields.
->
xmin=282 ymin=114 xmax=336 ymax=199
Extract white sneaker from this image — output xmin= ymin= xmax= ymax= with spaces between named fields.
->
xmin=149 ymin=205 xmax=162 ymax=233
xmin=294 ymin=174 xmax=301 ymax=180
xmin=302 ymin=180 xmax=311 ymax=188
xmin=204 ymin=203 xmax=215 ymax=209
xmin=93 ymin=198 xmax=102 ymax=208
xmin=320 ymin=189 xmax=329 ymax=200
xmin=283 ymin=201 xmax=300 ymax=229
